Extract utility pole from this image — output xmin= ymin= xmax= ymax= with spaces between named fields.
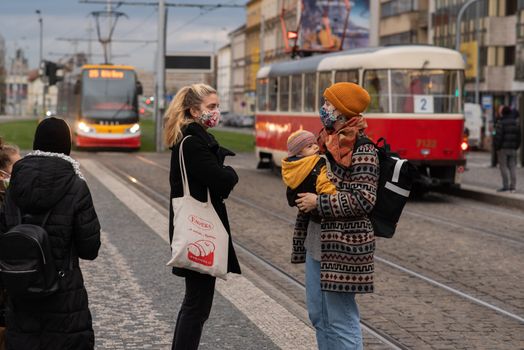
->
xmin=155 ymin=0 xmax=167 ymax=152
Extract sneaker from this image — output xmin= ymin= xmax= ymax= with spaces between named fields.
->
xmin=496 ymin=188 xmax=509 ymax=192
xmin=510 ymin=189 xmax=516 ymax=193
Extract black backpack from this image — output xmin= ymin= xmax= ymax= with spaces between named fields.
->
xmin=355 ymin=137 xmax=417 ymax=238
xmin=0 ymin=208 xmax=68 ymax=298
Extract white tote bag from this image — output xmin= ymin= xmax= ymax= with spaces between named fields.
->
xmin=166 ymin=136 xmax=229 ymax=279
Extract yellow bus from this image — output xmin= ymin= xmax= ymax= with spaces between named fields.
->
xmin=57 ymin=64 xmax=143 ymax=149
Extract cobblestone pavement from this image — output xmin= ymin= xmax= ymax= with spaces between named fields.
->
xmin=79 ymin=158 xmax=321 ymax=350
xmin=82 ymin=232 xmax=173 ymax=349
xmin=98 ymin=151 xmax=524 ymax=349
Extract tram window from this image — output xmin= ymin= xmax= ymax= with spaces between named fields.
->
xmin=304 ymin=73 xmax=316 ymax=112
xmin=279 ymin=76 xmax=290 ymax=112
xmin=290 ymin=75 xmax=302 ymax=112
xmin=268 ymin=77 xmax=278 ymax=111
xmin=390 ymin=69 xmax=462 ymax=114
xmin=363 ymin=70 xmax=389 ymax=113
xmin=334 ymin=70 xmax=358 ymax=83
xmin=257 ymin=78 xmax=268 ymax=111
xmin=318 ymin=71 xmax=332 ymax=107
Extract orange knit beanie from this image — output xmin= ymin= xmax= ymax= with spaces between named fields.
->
xmin=323 ymin=82 xmax=371 ymax=117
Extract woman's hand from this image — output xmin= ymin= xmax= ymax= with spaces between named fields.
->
xmin=296 ymin=193 xmax=318 ymax=213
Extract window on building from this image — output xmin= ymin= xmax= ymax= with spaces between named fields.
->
xmin=380 ymin=31 xmax=417 ymax=46
xmin=363 ymin=70 xmax=389 ymax=113
xmin=257 ymin=78 xmax=268 ymax=111
xmin=279 ymin=76 xmax=290 ymax=111
xmin=505 ymin=46 xmax=516 ymax=66
xmin=268 ymin=77 xmax=278 ymax=111
xmin=380 ymin=0 xmax=417 ymax=18
xmin=318 ymin=71 xmax=332 ymax=108
xmin=515 ymin=42 xmax=524 ymax=80
xmin=507 ymin=0 xmax=518 ymax=15
xmin=290 ymin=75 xmax=302 ymax=112
xmin=334 ymin=70 xmax=359 ymax=83
xmin=304 ymin=73 xmax=316 ymax=112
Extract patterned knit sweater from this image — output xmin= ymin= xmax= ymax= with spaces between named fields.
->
xmin=291 ymin=143 xmax=379 ymax=293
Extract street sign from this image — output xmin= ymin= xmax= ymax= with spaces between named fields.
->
xmin=481 ymin=95 xmax=492 ymax=110
xmin=165 ymin=52 xmax=214 ymax=73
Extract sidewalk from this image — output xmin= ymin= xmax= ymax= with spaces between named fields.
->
xmin=456 ymin=150 xmax=524 ymax=208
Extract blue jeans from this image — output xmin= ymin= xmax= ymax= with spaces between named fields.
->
xmin=306 ymin=253 xmax=363 ymax=350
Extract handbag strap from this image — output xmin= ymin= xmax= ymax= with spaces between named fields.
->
xmin=178 ymin=136 xmax=212 ymax=204
xmin=178 ymin=136 xmax=191 ymax=196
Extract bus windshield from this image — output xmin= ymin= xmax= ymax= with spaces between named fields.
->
xmin=81 ymin=69 xmax=138 ymax=119
xmin=363 ymin=69 xmax=462 ymax=114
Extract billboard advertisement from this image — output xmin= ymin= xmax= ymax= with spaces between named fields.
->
xmin=300 ymin=0 xmax=370 ymax=51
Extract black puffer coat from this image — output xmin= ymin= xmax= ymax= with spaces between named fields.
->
xmin=0 ymin=153 xmax=101 ymax=350
xmin=169 ymin=122 xmax=241 ymax=277
xmin=494 ymin=111 xmax=521 ymax=150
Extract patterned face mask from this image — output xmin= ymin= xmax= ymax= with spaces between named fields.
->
xmin=320 ymin=105 xmax=338 ymax=130
xmin=199 ymin=108 xmax=221 ymax=128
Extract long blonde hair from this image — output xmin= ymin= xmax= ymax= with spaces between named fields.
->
xmin=0 ymin=137 xmax=20 ymax=171
xmin=163 ymin=83 xmax=217 ymax=147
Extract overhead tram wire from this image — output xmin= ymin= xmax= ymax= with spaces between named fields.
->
xmin=119 ymin=8 xmax=157 ymax=38
xmin=78 ymin=0 xmax=244 ymax=9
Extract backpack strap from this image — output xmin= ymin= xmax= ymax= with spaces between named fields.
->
xmin=354 ymin=136 xmax=374 ymax=149
xmin=16 ymin=206 xmax=52 ymax=227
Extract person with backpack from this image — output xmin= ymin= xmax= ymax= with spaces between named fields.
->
xmin=295 ymin=82 xmax=378 ymax=350
xmin=0 ymin=117 xmax=101 ymax=350
xmin=494 ymin=106 xmax=521 ymax=192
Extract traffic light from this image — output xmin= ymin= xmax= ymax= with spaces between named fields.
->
xmin=42 ymin=61 xmax=63 ymax=86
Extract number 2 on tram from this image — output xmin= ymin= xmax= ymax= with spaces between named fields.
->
xmin=255 ymin=45 xmax=467 ymax=188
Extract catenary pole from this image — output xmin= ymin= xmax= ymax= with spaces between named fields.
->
xmin=155 ymin=0 xmax=167 ymax=152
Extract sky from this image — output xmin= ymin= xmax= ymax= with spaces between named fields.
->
xmin=0 ymin=0 xmax=247 ymax=71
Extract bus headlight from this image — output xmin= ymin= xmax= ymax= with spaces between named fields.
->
xmin=125 ymin=123 xmax=140 ymax=134
xmin=78 ymin=121 xmax=95 ymax=133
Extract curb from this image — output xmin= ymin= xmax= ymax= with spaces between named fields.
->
xmin=440 ymin=184 xmax=524 ymax=211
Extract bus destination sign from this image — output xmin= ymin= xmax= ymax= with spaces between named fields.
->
xmin=88 ymin=69 xmax=125 ymax=79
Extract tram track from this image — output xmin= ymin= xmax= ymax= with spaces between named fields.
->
xmin=129 ymin=154 xmax=524 ymax=324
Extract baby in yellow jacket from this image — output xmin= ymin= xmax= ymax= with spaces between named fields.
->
xmin=281 ymin=130 xmax=336 ymax=220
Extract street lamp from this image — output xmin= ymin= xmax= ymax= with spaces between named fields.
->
xmin=91 ymin=10 xmax=127 ymax=63
xmin=36 ymin=9 xmax=45 ymax=115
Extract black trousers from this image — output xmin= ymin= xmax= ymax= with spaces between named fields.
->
xmin=172 ymin=273 xmax=216 ymax=350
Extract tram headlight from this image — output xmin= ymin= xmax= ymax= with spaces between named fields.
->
xmin=125 ymin=123 xmax=140 ymax=134
xmin=78 ymin=121 xmax=95 ymax=133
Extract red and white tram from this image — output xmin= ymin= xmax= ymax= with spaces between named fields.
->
xmin=255 ymin=45 xmax=467 ymax=187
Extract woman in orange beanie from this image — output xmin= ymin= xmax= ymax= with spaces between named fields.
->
xmin=295 ymin=82 xmax=379 ymax=350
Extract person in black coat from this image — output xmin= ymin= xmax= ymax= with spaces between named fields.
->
xmin=164 ymin=84 xmax=240 ymax=350
xmin=494 ymin=106 xmax=521 ymax=192
xmin=0 ymin=117 xmax=101 ymax=350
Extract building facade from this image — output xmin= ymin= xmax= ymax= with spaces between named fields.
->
xmin=0 ymin=34 xmax=5 ymax=114
xmin=433 ymin=0 xmax=523 ymax=158
xmin=230 ymin=25 xmax=247 ymax=115
xmin=5 ymin=49 xmax=29 ymax=116
xmin=379 ymin=0 xmax=429 ymax=45
xmin=245 ymin=0 xmax=262 ymax=113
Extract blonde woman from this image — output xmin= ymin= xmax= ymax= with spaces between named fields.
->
xmin=164 ymin=84 xmax=240 ymax=350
